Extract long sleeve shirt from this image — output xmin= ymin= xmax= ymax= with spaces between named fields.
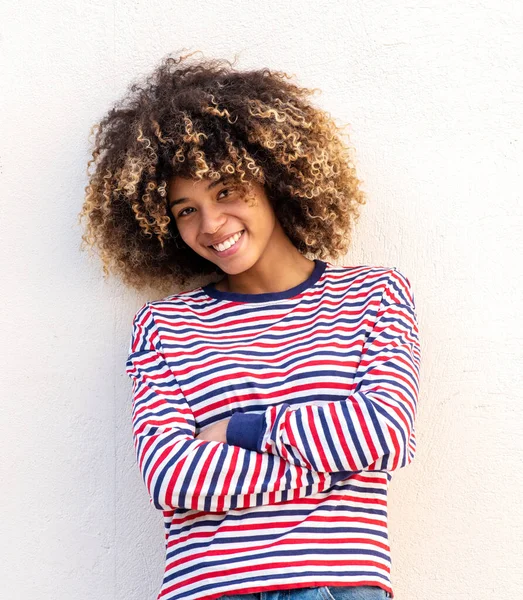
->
xmin=125 ymin=259 xmax=421 ymax=600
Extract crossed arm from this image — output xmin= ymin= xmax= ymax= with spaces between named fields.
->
xmin=126 ymin=269 xmax=421 ymax=513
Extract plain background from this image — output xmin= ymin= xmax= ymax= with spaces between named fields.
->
xmin=1 ymin=1 xmax=522 ymax=599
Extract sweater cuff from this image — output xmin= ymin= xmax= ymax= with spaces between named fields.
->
xmin=226 ymin=411 xmax=265 ymax=451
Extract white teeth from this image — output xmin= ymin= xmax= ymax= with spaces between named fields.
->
xmin=212 ymin=231 xmax=243 ymax=252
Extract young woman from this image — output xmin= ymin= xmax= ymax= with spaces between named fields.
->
xmin=79 ymin=51 xmax=421 ymax=600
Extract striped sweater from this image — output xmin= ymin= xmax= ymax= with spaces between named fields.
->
xmin=125 ymin=259 xmax=421 ymax=600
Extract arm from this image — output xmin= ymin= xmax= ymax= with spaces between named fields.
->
xmin=226 ymin=268 xmax=421 ymax=473
xmin=126 ymin=303 xmax=343 ymax=513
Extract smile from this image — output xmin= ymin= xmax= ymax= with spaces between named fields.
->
xmin=209 ymin=230 xmax=245 ymax=256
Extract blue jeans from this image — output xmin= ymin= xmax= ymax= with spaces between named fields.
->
xmin=218 ymin=586 xmax=392 ymax=600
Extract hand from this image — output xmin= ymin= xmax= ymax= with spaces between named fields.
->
xmin=195 ymin=418 xmax=232 ymax=444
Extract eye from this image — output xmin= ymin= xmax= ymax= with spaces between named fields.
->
xmin=177 ymin=207 xmax=194 ymax=218
xmin=176 ymin=186 xmax=235 ymax=218
xmin=218 ymin=186 xmax=235 ymax=199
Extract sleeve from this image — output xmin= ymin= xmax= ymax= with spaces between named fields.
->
xmin=125 ymin=302 xmax=340 ymax=513
xmin=226 ymin=268 xmax=421 ymax=473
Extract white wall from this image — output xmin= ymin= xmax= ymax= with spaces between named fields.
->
xmin=1 ymin=1 xmax=522 ymax=598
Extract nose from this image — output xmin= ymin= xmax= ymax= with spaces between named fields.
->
xmin=199 ymin=204 xmax=228 ymax=236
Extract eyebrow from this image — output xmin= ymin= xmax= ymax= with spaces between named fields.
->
xmin=169 ymin=178 xmax=229 ymax=208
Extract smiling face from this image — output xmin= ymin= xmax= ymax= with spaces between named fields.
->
xmin=167 ymin=175 xmax=279 ymax=275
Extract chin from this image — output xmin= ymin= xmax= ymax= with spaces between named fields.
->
xmin=216 ymin=254 xmax=257 ymax=275
xmin=215 ymin=262 xmax=248 ymax=275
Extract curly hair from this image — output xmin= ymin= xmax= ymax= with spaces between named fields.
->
xmin=78 ymin=50 xmax=367 ymax=292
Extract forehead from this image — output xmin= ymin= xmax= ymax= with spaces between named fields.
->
xmin=168 ymin=176 xmax=223 ymax=195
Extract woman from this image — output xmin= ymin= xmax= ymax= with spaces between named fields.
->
xmin=79 ymin=51 xmax=421 ymax=600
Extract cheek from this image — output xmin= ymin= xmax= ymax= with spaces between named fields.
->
xmin=173 ymin=223 xmax=193 ymax=246
xmin=241 ymin=196 xmax=268 ymax=221
xmin=254 ymin=202 xmax=276 ymax=229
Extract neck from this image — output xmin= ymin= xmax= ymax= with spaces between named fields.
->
xmin=216 ymin=223 xmax=316 ymax=295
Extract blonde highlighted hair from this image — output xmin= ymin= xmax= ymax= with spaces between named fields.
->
xmin=78 ymin=50 xmax=366 ymax=291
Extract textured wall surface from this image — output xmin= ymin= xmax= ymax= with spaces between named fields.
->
xmin=1 ymin=1 xmax=522 ymax=599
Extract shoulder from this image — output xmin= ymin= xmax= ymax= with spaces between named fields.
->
xmin=323 ymin=261 xmax=402 ymax=287
xmin=323 ymin=262 xmax=415 ymax=306
xmin=145 ymin=285 xmax=211 ymax=312
xmin=128 ymin=285 xmax=217 ymax=331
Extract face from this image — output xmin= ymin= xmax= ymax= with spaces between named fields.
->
xmin=167 ymin=175 xmax=279 ymax=274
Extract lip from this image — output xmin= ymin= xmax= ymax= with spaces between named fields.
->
xmin=208 ymin=230 xmax=245 ymax=258
xmin=207 ymin=230 xmax=245 ymax=247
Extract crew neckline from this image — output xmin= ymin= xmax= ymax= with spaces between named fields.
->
xmin=201 ymin=259 xmax=327 ymax=303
